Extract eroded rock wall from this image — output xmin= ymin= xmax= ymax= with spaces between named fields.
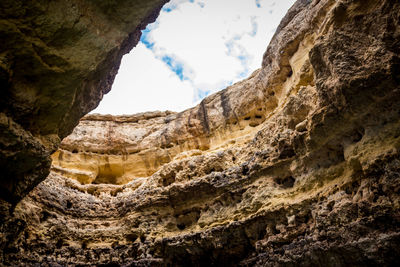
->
xmin=1 ymin=0 xmax=400 ymax=266
xmin=0 ymin=0 xmax=168 ymax=204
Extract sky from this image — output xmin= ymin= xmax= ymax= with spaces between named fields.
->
xmin=92 ymin=0 xmax=296 ymax=115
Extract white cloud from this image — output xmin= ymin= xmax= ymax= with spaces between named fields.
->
xmin=92 ymin=43 xmax=194 ymax=115
xmin=93 ymin=0 xmax=295 ymax=115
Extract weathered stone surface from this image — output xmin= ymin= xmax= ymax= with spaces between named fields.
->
xmin=0 ymin=0 xmax=167 ymax=203
xmin=1 ymin=0 xmax=400 ymax=265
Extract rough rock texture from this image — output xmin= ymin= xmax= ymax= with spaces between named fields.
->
xmin=0 ymin=0 xmax=167 ymax=204
xmin=1 ymin=0 xmax=400 ymax=265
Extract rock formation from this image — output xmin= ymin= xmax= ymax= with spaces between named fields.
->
xmin=1 ymin=0 xmax=400 ymax=265
xmin=0 ymin=0 xmax=167 ymax=205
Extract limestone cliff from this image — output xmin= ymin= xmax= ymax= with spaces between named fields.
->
xmin=1 ymin=0 xmax=400 ymax=266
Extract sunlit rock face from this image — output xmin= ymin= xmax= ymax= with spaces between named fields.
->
xmin=0 ymin=0 xmax=167 ymax=205
xmin=2 ymin=0 xmax=400 ymax=265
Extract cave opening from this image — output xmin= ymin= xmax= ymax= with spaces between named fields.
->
xmin=50 ymin=0 xmax=296 ymax=186
xmin=92 ymin=0 xmax=296 ymax=116
xmin=93 ymin=163 xmax=125 ymax=185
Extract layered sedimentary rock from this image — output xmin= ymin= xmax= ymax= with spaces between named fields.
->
xmin=0 ymin=0 xmax=167 ymax=204
xmin=1 ymin=0 xmax=400 ymax=265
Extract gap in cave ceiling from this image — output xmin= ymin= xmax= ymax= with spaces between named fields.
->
xmin=91 ymin=0 xmax=296 ymax=115
xmin=53 ymin=0 xmax=296 ymax=187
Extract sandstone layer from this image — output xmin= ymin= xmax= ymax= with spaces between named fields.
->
xmin=1 ymin=0 xmax=400 ymax=266
xmin=0 ymin=0 xmax=167 ymax=205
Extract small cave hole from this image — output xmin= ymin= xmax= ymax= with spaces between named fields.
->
xmin=177 ymin=223 xmax=186 ymax=230
xmin=139 ymin=234 xmax=146 ymax=243
xmin=327 ymin=201 xmax=335 ymax=212
xmin=269 ymin=224 xmax=279 ymax=235
xmin=56 ymin=239 xmax=64 ymax=249
xmin=125 ymin=233 xmax=138 ymax=242
xmin=343 ymin=180 xmax=360 ymax=195
xmin=353 ymin=131 xmax=363 ymax=142
xmin=274 ymin=176 xmax=295 ymax=188
xmin=244 ymin=116 xmax=251 ymax=121
xmin=93 ymin=164 xmax=124 ymax=185
xmin=351 ymin=127 xmax=365 ymax=143
xmin=24 ymin=231 xmax=29 ymax=240
xmin=282 ymin=176 xmax=295 ymax=188
xmin=161 ymin=175 xmax=176 ymax=186
xmin=255 ymin=115 xmax=263 ymax=119
xmin=110 ymin=187 xmax=123 ymax=197
xmin=66 ymin=200 xmax=72 ymax=209
xmin=81 ymin=240 xmax=88 ymax=249
xmin=40 ymin=211 xmax=51 ymax=223
xmin=287 ymin=69 xmax=293 ymax=77
xmin=241 ymin=164 xmax=249 ymax=175
xmin=278 ymin=146 xmax=296 ymax=159
xmin=72 ymin=149 xmax=78 ymax=154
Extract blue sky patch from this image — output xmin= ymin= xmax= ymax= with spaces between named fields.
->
xmin=250 ymin=17 xmax=258 ymax=37
xmin=162 ymin=6 xmax=174 ymax=12
xmin=162 ymin=1 xmax=180 ymax=13
xmin=196 ymin=89 xmax=209 ymax=100
xmin=161 ymin=55 xmax=189 ymax=81
xmin=140 ymin=28 xmax=155 ymax=50
xmin=238 ymin=69 xmax=249 ymax=79
xmin=255 ymin=0 xmax=261 ymax=8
